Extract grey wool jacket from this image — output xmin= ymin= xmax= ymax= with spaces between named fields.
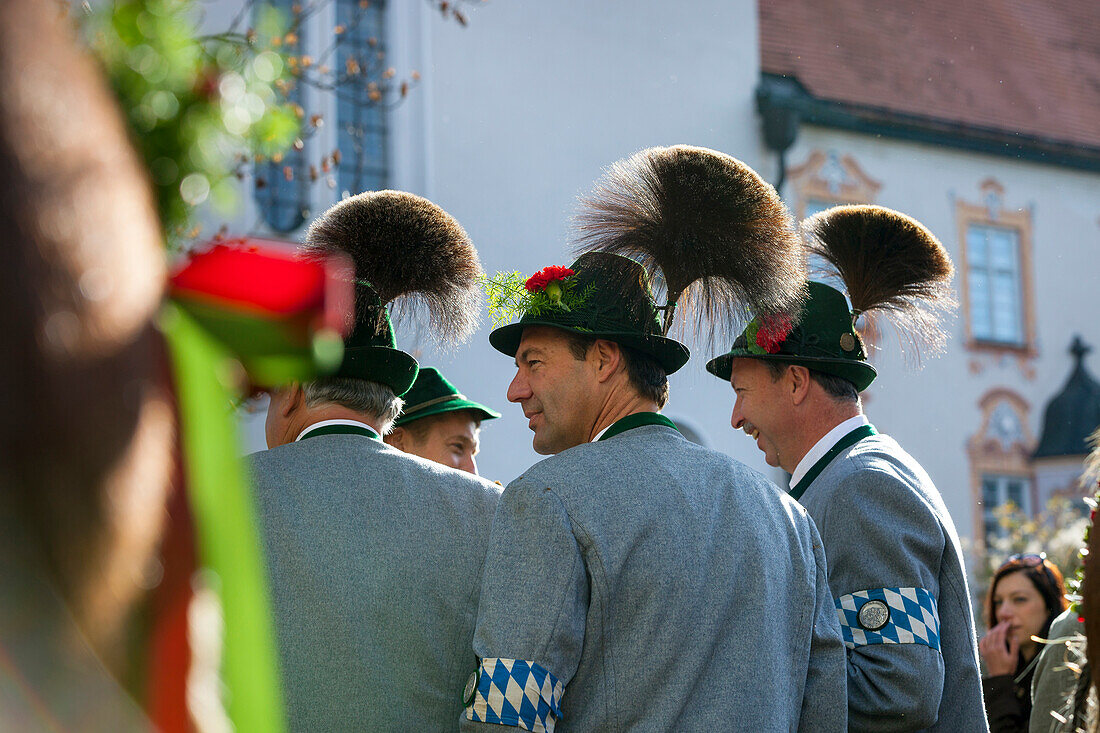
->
xmin=461 ymin=422 xmax=847 ymax=733
xmin=250 ymin=432 xmax=502 ymax=732
xmin=799 ymin=431 xmax=988 ymax=732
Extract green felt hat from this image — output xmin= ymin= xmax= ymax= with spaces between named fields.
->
xmin=706 ymin=281 xmax=877 ymax=392
xmin=392 ymin=367 xmax=501 ymax=427
xmin=488 ymin=252 xmax=690 ymax=374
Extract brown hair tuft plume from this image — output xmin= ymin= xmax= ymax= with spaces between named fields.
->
xmin=303 ymin=190 xmax=483 ymax=346
xmin=574 ymin=145 xmax=805 ymax=345
xmin=804 ymin=204 xmax=956 ymax=357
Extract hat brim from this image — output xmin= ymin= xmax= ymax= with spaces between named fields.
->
xmin=336 ymin=345 xmax=419 ymax=397
xmin=489 ymin=320 xmax=690 ymax=374
xmin=706 ymin=350 xmax=877 ymax=392
xmin=393 ymin=397 xmax=501 ymax=427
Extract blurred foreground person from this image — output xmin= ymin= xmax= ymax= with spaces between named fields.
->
xmin=251 ymin=192 xmax=501 ymax=731
xmin=384 ymin=367 xmax=500 ymax=475
xmin=0 ymin=1 xmax=172 ymax=729
xmin=1029 ymin=426 xmax=1100 ymax=733
xmin=979 ymin=554 xmax=1067 ymax=732
xmin=708 ymin=205 xmax=987 ymax=731
xmin=464 ymin=147 xmax=845 ymax=732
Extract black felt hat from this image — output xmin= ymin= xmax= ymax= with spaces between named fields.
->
xmin=488 ymin=252 xmax=690 ymax=373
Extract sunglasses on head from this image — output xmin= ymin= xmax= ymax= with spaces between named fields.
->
xmin=1007 ymin=552 xmax=1047 ymax=565
xmin=1005 ymin=552 xmax=1058 ymax=592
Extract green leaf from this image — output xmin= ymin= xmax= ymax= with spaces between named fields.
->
xmin=160 ymin=303 xmax=288 ymax=733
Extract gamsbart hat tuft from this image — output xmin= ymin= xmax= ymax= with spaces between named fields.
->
xmin=303 ymin=190 xmax=483 ymax=396
xmin=707 ymin=205 xmax=955 ymax=392
xmin=488 ymin=145 xmax=808 ymax=374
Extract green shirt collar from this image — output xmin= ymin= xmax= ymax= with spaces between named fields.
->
xmin=296 ymin=419 xmax=381 ymax=442
xmin=596 ymin=412 xmax=680 ymax=442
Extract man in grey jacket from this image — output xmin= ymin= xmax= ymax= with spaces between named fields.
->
xmin=463 ymin=146 xmax=847 ymax=732
xmin=251 ymin=191 xmax=502 ymax=731
xmin=708 ymin=205 xmax=988 ymax=731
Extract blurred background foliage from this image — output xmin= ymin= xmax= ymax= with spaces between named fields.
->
xmin=80 ymin=0 xmax=301 ymax=247
xmin=971 ymin=496 xmax=1091 ymax=628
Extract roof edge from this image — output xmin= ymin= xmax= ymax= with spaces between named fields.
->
xmin=757 ymin=73 xmax=1100 ymax=174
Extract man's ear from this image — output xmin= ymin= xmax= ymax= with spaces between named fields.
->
xmin=384 ymin=426 xmax=406 ymax=449
xmin=591 ymin=339 xmax=624 ymax=384
xmin=789 ymin=366 xmax=812 ymax=406
xmin=282 ymin=383 xmax=304 ymax=418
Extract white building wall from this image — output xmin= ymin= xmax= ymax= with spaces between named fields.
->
xmin=782 ymin=127 xmax=1100 ymax=545
xmin=213 ymin=0 xmax=1100 ymax=553
xmin=401 ymin=0 xmax=773 ymax=484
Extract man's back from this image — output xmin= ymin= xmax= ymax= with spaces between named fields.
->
xmin=465 ymin=424 xmax=845 ymax=732
xmin=251 ymin=434 xmax=502 ymax=731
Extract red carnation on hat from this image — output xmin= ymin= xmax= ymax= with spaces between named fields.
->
xmin=755 ymin=313 xmax=793 ymax=354
xmin=525 ymin=266 xmax=575 ymax=293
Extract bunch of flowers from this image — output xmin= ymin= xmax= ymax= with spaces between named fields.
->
xmin=483 ymin=265 xmax=589 ymax=327
xmin=745 ymin=313 xmax=793 ymax=355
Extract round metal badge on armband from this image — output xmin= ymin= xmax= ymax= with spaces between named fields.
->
xmin=857 ymin=599 xmax=890 ymax=631
xmin=463 ymin=670 xmax=478 ymax=706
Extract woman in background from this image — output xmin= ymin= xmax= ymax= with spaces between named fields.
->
xmin=980 ymin=553 xmax=1068 ymax=732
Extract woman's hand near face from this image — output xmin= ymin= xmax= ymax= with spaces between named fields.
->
xmin=979 ymin=620 xmax=1019 ymax=676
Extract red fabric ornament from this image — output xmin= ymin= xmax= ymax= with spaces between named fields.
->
xmin=525 ymin=266 xmax=575 ymax=292
xmin=755 ymin=314 xmax=794 ymax=354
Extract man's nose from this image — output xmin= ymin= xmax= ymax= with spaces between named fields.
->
xmin=731 ymin=403 xmax=745 ymax=430
xmin=507 ymin=370 xmax=531 ymax=403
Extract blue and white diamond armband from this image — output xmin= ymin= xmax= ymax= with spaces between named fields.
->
xmin=834 ymin=587 xmax=941 ymax=651
xmin=464 ymin=658 xmax=564 ymax=732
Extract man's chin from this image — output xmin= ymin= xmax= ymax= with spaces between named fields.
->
xmin=532 ymin=431 xmax=582 ymax=456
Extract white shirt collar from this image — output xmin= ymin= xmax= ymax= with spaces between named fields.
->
xmin=789 ymin=414 xmax=870 ymax=491
xmin=295 ymin=418 xmax=380 ymax=442
xmin=591 ymin=424 xmax=612 ymax=443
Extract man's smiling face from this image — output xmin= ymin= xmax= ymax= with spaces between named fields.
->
xmin=728 ymin=358 xmax=792 ymax=470
xmin=506 ymin=327 xmax=600 ymax=455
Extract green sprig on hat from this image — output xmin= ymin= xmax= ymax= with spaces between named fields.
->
xmin=482 ymin=268 xmax=594 ymax=329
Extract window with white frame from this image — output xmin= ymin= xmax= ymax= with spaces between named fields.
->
xmin=981 ymin=473 xmax=1031 ymax=543
xmin=336 ymin=0 xmax=387 ymax=198
xmin=966 ymin=224 xmax=1025 ymax=346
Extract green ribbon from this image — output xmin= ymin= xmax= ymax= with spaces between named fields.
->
xmin=597 ymin=412 xmax=679 ymax=442
xmin=161 ymin=303 xmax=287 ymax=733
xmin=299 ymin=424 xmax=381 ymax=442
xmin=790 ymin=424 xmax=877 ymax=501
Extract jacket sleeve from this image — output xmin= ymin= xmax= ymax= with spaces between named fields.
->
xmin=798 ymin=516 xmax=849 ymax=732
xmin=460 ymin=478 xmax=588 ymax=732
xmin=1029 ymin=609 xmax=1087 ymax=732
xmin=818 ymin=468 xmax=946 ymax=732
xmin=982 ymin=674 xmax=1026 ymax=732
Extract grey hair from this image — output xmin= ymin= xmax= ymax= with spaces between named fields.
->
xmin=302 ymin=377 xmax=404 ymax=434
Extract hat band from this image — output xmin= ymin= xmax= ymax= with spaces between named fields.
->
xmin=401 ymin=393 xmax=466 ymax=416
